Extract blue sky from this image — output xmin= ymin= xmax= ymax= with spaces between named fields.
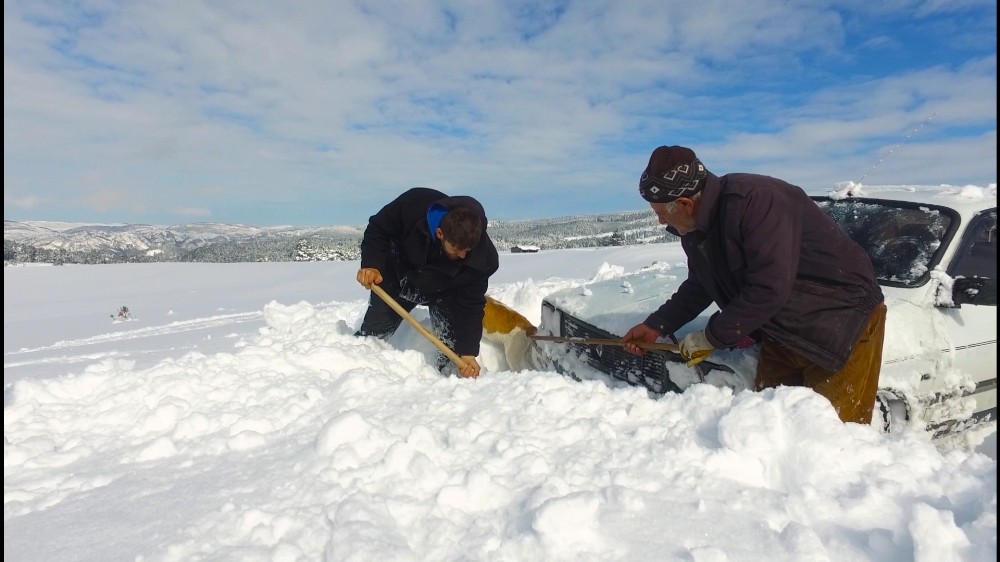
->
xmin=3 ymin=0 xmax=997 ymax=226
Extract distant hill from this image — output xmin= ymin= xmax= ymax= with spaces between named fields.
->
xmin=3 ymin=209 xmax=675 ymax=265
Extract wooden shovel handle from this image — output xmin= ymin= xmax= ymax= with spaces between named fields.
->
xmin=369 ymin=284 xmax=469 ymax=369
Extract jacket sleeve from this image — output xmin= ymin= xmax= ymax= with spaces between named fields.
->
xmin=643 ymin=273 xmax=714 ymax=337
xmin=445 ymin=276 xmax=490 ymax=356
xmin=446 ymin=234 xmax=499 ymax=356
xmin=704 ymin=189 xmax=801 ymax=348
xmin=360 ymin=195 xmax=408 ymax=274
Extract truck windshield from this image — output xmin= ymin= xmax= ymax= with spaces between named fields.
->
xmin=813 ymin=197 xmax=957 ymax=287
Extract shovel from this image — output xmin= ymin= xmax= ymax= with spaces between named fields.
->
xmin=529 ymin=334 xmax=680 ymax=352
xmin=369 ymin=284 xmax=472 ymax=372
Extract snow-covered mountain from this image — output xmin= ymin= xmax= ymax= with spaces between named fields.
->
xmin=5 ymin=220 xmax=363 ymax=250
xmin=4 ymin=210 xmax=671 ymax=264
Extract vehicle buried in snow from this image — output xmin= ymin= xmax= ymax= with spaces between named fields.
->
xmin=536 ymin=185 xmax=997 ymax=435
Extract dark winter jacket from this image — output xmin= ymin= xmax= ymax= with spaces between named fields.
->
xmin=360 ymin=187 xmax=499 ymax=356
xmin=643 ymin=173 xmax=884 ymax=372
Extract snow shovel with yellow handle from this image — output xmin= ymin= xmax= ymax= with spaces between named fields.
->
xmin=369 ymin=284 xmax=473 ymax=374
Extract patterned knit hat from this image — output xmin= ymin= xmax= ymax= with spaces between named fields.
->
xmin=638 ymin=145 xmax=708 ymax=203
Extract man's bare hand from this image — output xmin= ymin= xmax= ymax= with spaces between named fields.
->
xmin=457 ymin=355 xmax=481 ymax=378
xmin=356 ymin=268 xmax=383 ymax=289
xmin=622 ymin=323 xmax=661 ymax=356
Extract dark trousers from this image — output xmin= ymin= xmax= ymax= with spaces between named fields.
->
xmin=354 ymin=255 xmax=456 ymax=370
xmin=355 ymin=290 xmax=451 ymax=343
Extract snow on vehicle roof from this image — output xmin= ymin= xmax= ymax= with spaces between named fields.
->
xmin=822 ymin=183 xmax=997 ymax=217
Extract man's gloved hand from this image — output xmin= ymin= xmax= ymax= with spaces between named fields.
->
xmin=437 ymin=355 xmax=481 ymax=378
xmin=356 ymin=267 xmax=383 ymax=289
xmin=457 ymin=356 xmax=481 ymax=378
xmin=679 ymin=330 xmax=715 ymax=367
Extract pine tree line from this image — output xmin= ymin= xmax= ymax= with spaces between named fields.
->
xmin=4 ymin=209 xmax=676 ymax=265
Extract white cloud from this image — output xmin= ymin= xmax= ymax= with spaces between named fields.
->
xmin=3 ymin=0 xmax=996 ymax=225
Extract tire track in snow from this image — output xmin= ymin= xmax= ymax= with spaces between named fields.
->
xmin=4 ymin=311 xmax=263 ymax=365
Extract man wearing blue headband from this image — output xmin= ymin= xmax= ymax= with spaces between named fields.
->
xmin=355 ymin=187 xmax=499 ymax=378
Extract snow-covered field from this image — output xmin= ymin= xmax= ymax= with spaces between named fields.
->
xmin=5 ymin=244 xmax=996 ymax=561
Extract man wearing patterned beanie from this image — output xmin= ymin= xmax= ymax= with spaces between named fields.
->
xmin=622 ymin=145 xmax=888 ymax=425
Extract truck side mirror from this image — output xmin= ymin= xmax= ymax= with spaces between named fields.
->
xmin=952 ymin=276 xmax=997 ymax=307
